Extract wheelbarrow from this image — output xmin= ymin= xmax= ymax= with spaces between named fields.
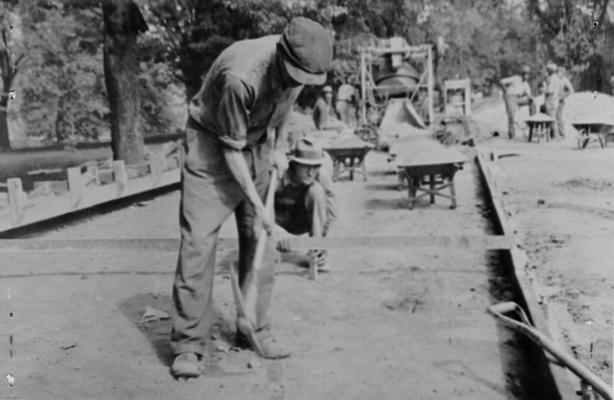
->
xmin=572 ymin=122 xmax=613 ymax=150
xmin=323 ymin=136 xmax=375 ymax=182
xmin=397 ymin=160 xmax=465 ymax=209
xmin=488 ymin=302 xmax=612 ymax=400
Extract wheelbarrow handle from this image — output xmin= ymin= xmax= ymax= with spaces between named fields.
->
xmin=488 ymin=302 xmax=612 ymax=400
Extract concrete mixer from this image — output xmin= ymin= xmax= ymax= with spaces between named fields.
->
xmin=356 ymin=36 xmax=435 ymax=148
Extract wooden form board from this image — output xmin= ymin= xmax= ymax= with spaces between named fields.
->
xmin=0 ymin=234 xmax=514 ymax=253
xmin=475 ymin=149 xmax=577 ymax=399
xmin=0 ymin=150 xmax=183 ymax=234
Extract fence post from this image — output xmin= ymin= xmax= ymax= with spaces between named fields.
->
xmin=149 ymin=152 xmax=164 ymax=185
xmin=85 ymin=165 xmax=100 ymax=186
xmin=7 ymin=178 xmax=25 ymax=226
xmin=112 ymin=160 xmax=127 ymax=196
xmin=67 ymin=167 xmax=83 ymax=209
xmin=178 ymin=142 xmax=186 ymax=168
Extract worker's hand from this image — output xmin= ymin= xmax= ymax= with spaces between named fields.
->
xmin=253 ymin=204 xmax=274 ymax=238
xmin=272 ymin=149 xmax=289 ymax=176
xmin=273 ymin=225 xmax=292 ymax=252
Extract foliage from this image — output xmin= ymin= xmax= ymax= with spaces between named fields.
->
xmin=15 ymin=0 xmax=181 ymax=144
xmin=526 ymin=0 xmax=611 ymax=89
xmin=2 ymin=0 xmax=612 ymax=150
xmin=137 ymin=0 xmax=347 ymax=98
xmin=138 ymin=61 xmax=185 ymax=136
xmin=17 ymin=2 xmax=108 ymax=142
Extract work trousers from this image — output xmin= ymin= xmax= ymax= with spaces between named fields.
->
xmin=171 ymin=121 xmax=277 ymax=357
xmin=556 ymin=99 xmax=566 ymax=137
xmin=544 ymin=95 xmax=559 ymax=138
xmin=275 ymin=182 xmax=328 ymax=237
xmin=503 ymin=94 xmax=535 ymax=139
xmin=503 ymin=92 xmax=518 ymax=139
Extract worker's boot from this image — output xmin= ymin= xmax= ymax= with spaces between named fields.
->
xmin=236 ymin=325 xmax=290 ymax=359
xmin=171 ymin=352 xmax=201 ymax=379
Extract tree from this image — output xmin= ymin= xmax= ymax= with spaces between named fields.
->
xmin=527 ymin=0 xmax=611 ymax=90
xmin=14 ymin=1 xmax=108 ymax=145
xmin=138 ymin=0 xmax=345 ymax=99
xmin=0 ymin=1 xmax=24 ymax=151
xmin=102 ymin=0 xmax=148 ymax=164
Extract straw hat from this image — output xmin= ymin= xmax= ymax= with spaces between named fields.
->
xmin=288 ymin=138 xmax=326 ymax=165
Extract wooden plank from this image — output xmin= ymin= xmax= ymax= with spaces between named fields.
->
xmin=7 ymin=178 xmax=25 ymax=226
xmin=29 ymin=183 xmax=53 ymax=198
xmin=476 ymin=149 xmax=578 ymax=399
xmin=67 ymin=167 xmax=83 ymax=209
xmin=112 ymin=160 xmax=127 ymax=194
xmin=0 ymin=167 xmax=180 ymax=234
xmin=126 ymin=162 xmax=149 ymax=179
xmin=33 ymin=181 xmax=69 ymax=196
xmin=0 ymin=234 xmax=514 ymax=253
xmin=98 ymin=168 xmax=114 ymax=185
xmin=148 ymin=152 xmax=164 ymax=186
xmin=84 ymin=165 xmax=100 ymax=186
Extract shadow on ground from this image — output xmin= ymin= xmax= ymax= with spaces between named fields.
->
xmin=365 ymin=182 xmax=402 ymax=191
xmin=364 ymin=197 xmax=407 ymax=210
xmin=118 ymin=293 xmax=236 ymax=369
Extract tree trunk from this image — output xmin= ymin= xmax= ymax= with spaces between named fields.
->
xmin=0 ymin=39 xmax=16 ymax=152
xmin=102 ymin=0 xmax=147 ymax=164
xmin=604 ymin=12 xmax=614 ymax=92
xmin=0 ymin=94 xmax=9 ymax=151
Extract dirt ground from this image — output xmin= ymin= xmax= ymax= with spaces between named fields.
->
xmin=481 ymin=135 xmax=614 ymax=387
xmin=471 ymin=91 xmax=613 ymax=389
xmin=0 ymin=94 xmax=611 ymax=399
xmin=0 ymin=146 xmax=557 ymax=400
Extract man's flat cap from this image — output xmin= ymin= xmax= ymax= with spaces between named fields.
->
xmin=278 ymin=17 xmax=333 ymax=85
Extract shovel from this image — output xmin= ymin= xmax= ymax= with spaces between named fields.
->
xmin=229 ymin=168 xmax=277 ymax=357
xmin=488 ymin=302 xmax=612 ymax=400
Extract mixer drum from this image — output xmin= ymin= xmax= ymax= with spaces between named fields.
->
xmin=373 ymin=59 xmax=420 ymax=98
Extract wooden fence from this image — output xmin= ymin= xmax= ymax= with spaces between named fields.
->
xmin=0 ymin=142 xmax=184 ymax=234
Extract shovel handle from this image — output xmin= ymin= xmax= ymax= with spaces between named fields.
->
xmin=240 ymin=169 xmax=278 ymax=328
xmin=488 ymin=302 xmax=612 ymax=400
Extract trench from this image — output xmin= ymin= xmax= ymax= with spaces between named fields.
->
xmin=476 ymin=157 xmax=561 ymax=399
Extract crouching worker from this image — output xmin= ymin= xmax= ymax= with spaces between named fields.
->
xmin=275 ymin=138 xmax=337 ymax=271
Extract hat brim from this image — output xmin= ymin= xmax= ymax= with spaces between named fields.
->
xmin=288 ymin=155 xmax=325 ymax=165
xmin=283 ymin=58 xmax=326 ymax=85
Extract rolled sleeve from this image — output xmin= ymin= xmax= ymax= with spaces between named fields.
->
xmin=216 ymin=77 xmax=252 ymax=150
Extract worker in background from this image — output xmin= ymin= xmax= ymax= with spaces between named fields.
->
xmin=312 ymin=85 xmax=336 ymax=130
xmin=544 ymin=61 xmax=562 ymax=138
xmin=170 ymin=17 xmax=333 ymax=379
xmin=556 ymin=66 xmax=574 ymax=138
xmin=500 ymin=65 xmax=533 ymax=139
xmin=275 ymin=138 xmax=337 ymax=272
xmin=335 ymin=81 xmax=357 ymax=128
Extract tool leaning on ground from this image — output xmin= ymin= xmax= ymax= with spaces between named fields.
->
xmin=229 ymin=168 xmax=278 ymax=358
xmin=488 ymin=302 xmax=613 ymax=400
